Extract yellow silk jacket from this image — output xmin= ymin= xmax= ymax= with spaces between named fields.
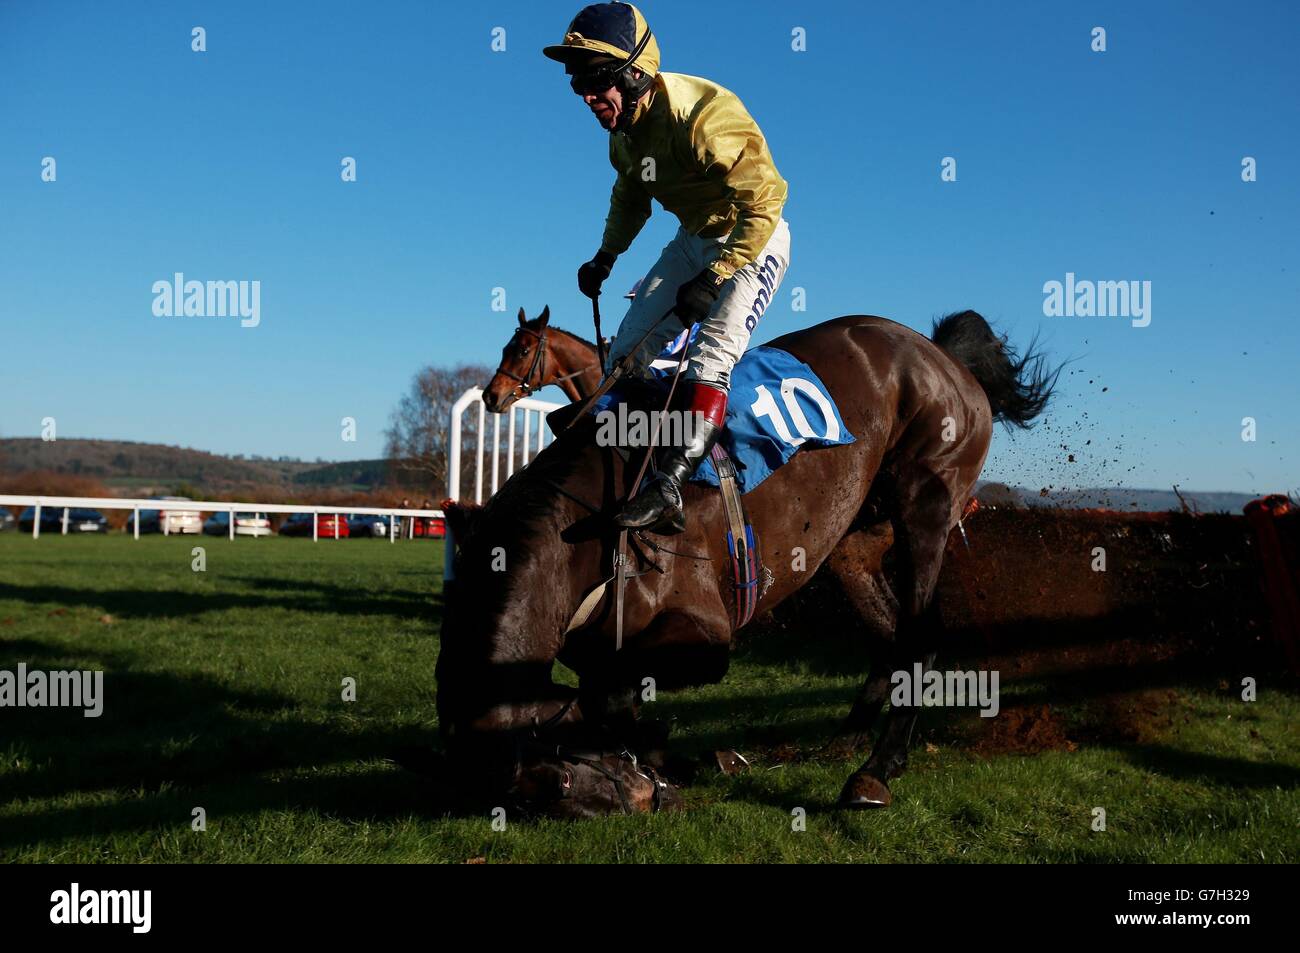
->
xmin=599 ymin=72 xmax=788 ymax=280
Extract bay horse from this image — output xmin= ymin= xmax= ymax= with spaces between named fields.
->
xmin=481 ymin=306 xmax=603 ymax=414
xmin=439 ymin=311 xmax=1055 ymax=814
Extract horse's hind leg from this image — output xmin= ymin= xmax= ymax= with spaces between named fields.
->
xmin=838 ymin=471 xmax=954 ymax=808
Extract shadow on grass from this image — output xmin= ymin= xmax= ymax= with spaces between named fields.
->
xmin=1114 ymin=743 xmax=1300 ymax=789
xmin=0 ymin=636 xmax=443 ymax=851
xmin=4 ymin=763 xmax=439 ymax=857
xmin=0 ymin=577 xmax=438 ymax=621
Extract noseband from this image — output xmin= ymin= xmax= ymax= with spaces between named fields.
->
xmin=494 ymin=326 xmax=550 ymax=400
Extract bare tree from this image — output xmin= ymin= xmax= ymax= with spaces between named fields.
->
xmin=384 ymin=363 xmax=492 ymax=498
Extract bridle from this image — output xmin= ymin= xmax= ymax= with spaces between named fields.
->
xmin=518 ymin=698 xmax=672 ymax=815
xmin=491 ymin=326 xmax=597 ymax=403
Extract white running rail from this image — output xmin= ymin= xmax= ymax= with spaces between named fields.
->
xmin=0 ymin=495 xmax=443 ymax=544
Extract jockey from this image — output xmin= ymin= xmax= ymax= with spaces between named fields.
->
xmin=544 ymin=1 xmax=791 ymax=535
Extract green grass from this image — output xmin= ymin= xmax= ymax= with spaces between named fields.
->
xmin=1 ymin=533 xmax=1297 ymax=863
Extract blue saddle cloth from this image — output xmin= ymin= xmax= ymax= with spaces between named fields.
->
xmin=581 ymin=343 xmax=855 ymax=495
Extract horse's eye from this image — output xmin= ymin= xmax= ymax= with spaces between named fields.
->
xmin=519 ymin=347 xmax=530 ymax=357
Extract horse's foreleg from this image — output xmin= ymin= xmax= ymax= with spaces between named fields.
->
xmin=823 ymin=524 xmax=899 ymax=750
xmin=829 ymin=572 xmax=899 ymax=749
xmin=578 ymin=677 xmax=640 ymax=741
xmin=575 ymin=608 xmax=730 ymax=767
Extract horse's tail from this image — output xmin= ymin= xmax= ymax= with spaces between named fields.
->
xmin=930 ymin=310 xmax=1058 ymax=428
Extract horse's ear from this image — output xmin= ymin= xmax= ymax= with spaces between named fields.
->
xmin=517 ymin=307 xmax=526 ymax=327
xmin=538 ymin=305 xmax=550 ymax=328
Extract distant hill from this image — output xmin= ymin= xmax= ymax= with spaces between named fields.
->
xmin=0 ymin=438 xmax=421 ymax=496
xmin=291 ymin=458 xmax=391 ymax=488
xmin=1 ymin=438 xmax=305 ymax=485
xmin=0 ymin=438 xmax=1270 ymax=512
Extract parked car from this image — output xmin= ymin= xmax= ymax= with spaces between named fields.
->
xmin=409 ymin=515 xmax=446 ymax=539
xmin=203 ymin=511 xmax=272 ymax=537
xmin=18 ymin=506 xmax=108 ymax=533
xmin=0 ymin=510 xmax=14 ymax=532
xmin=346 ymin=513 xmax=393 ymax=537
xmin=127 ymin=496 xmax=203 ymax=534
xmin=278 ymin=512 xmax=350 ymax=538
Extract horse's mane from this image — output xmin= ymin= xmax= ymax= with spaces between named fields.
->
xmin=523 ymin=320 xmax=599 ymax=355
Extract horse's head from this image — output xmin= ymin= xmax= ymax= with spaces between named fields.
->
xmin=483 ymin=306 xmax=552 ymax=414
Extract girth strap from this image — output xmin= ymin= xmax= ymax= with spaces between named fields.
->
xmin=711 ymin=443 xmax=761 ymax=630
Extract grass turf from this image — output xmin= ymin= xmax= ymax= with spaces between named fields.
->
xmin=1 ymin=533 xmax=1296 ymax=862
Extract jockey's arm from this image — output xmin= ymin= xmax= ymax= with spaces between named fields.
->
xmin=693 ymin=97 xmax=788 ymax=280
xmin=599 ymin=139 xmax=653 ymax=258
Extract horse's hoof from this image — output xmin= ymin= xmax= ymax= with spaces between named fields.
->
xmin=837 ymin=772 xmax=892 ymax=809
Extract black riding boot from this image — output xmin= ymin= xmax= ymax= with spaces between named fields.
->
xmin=615 ymin=415 xmax=723 ymax=535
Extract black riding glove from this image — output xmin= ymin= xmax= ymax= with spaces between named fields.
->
xmin=577 ymin=250 xmax=616 ymax=299
xmin=674 ymin=268 xmax=727 ymax=326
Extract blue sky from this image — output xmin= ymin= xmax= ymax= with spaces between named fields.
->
xmin=2 ymin=0 xmax=1296 ymax=493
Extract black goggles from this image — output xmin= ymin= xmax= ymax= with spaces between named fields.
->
xmin=569 ymin=67 xmax=620 ymax=96
xmin=566 ymin=30 xmax=652 ymax=96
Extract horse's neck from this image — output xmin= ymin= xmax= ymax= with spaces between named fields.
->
xmin=551 ymin=335 xmax=602 ymax=402
xmin=490 ymin=500 xmax=598 ymax=660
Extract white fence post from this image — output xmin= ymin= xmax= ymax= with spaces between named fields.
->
xmin=507 ymin=407 xmax=517 ymax=479
xmin=443 ymin=388 xmax=560 ymax=581
xmin=475 ymin=401 xmax=486 ymax=504
xmin=491 ymin=414 xmax=501 ymax=496
xmin=33 ymin=502 xmax=41 ymax=539
xmin=61 ymin=507 xmax=69 ymax=535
